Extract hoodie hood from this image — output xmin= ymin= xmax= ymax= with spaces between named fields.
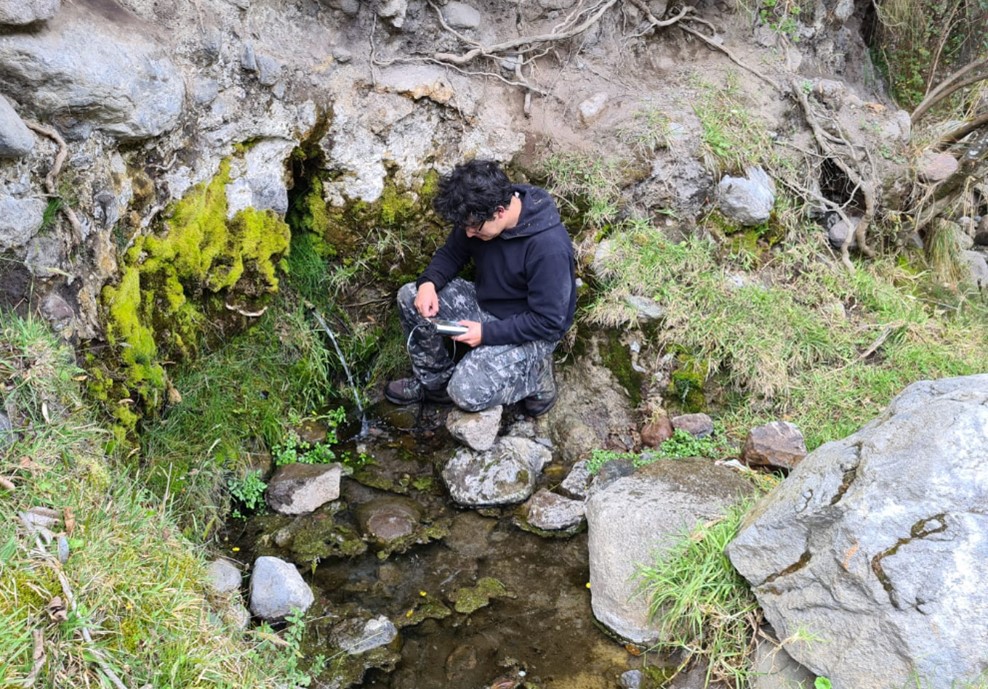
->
xmin=500 ymin=184 xmax=563 ymax=240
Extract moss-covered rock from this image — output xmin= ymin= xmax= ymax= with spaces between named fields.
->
xmin=97 ymin=158 xmax=291 ymax=437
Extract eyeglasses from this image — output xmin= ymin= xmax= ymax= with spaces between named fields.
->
xmin=464 ymin=219 xmax=487 ymax=237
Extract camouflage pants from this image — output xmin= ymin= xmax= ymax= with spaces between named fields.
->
xmin=397 ymin=278 xmax=557 ymax=412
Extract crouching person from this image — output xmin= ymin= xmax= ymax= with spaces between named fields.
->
xmin=385 ymin=159 xmax=576 ymax=416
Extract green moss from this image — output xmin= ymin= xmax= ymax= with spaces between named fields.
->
xmin=669 ymin=355 xmax=708 ymax=414
xmin=450 ymin=577 xmax=515 ymax=614
xmin=98 ymin=157 xmax=292 ymax=431
xmin=599 ymin=330 xmax=644 ymax=407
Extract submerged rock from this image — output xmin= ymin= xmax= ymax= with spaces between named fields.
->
xmin=355 ymin=497 xmax=421 ymax=545
xmin=727 ymin=375 xmax=988 ymax=689
xmin=448 ymin=577 xmax=515 ymax=614
xmin=442 ymin=436 xmax=551 ymax=507
xmin=586 ymin=458 xmax=753 ymax=643
xmin=266 ymin=462 xmax=342 ymax=515
xmin=248 ymin=556 xmax=313 ymax=620
xmin=332 ymin=615 xmax=398 ymax=654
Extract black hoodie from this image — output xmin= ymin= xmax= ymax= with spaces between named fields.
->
xmin=417 ymin=184 xmax=576 ymax=345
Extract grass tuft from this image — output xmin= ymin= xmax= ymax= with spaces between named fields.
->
xmin=636 ymin=500 xmax=759 ymax=689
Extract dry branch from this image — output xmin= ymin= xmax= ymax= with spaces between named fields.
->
xmin=937 ymin=112 xmax=988 ymax=149
xmin=678 ymin=24 xmax=781 ymax=92
xmin=912 ymin=57 xmax=988 ymax=124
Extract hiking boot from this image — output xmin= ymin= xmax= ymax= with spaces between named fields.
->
xmin=523 ymin=356 xmax=556 ymax=417
xmin=385 ymin=378 xmax=452 ymax=405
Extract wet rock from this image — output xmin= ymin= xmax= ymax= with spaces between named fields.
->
xmin=445 ymin=510 xmax=497 ymax=558
xmin=355 ymin=497 xmax=421 ymax=544
xmin=727 ymin=375 xmax=988 ymax=689
xmin=0 ymin=10 xmax=185 ymax=141
xmin=559 ymin=459 xmax=591 ymax=500
xmin=619 ymin=669 xmax=643 ymax=689
xmin=640 ymin=416 xmax=674 ymax=448
xmin=742 ymin=421 xmax=807 ymax=470
xmin=207 ymin=558 xmax=243 ymax=595
xmin=442 ymin=2 xmax=481 ymax=29
xmin=524 ymin=489 xmax=585 ymax=531
xmin=0 ymin=0 xmax=59 ymax=25
xmin=541 ymin=334 xmax=637 ymax=463
xmin=579 ymin=92 xmax=609 ymax=126
xmin=446 ymin=405 xmax=502 ymax=451
xmin=750 ymin=640 xmax=815 ymax=689
xmin=248 ymin=556 xmax=313 ymax=620
xmin=332 ymin=615 xmax=398 ymax=654
xmin=717 ymin=167 xmax=776 ymax=226
xmin=0 ymin=195 xmax=45 ymax=251
xmin=587 ymin=459 xmax=754 ymax=643
xmin=671 ymin=413 xmax=713 ymax=438
xmin=446 ymin=644 xmax=478 ymax=682
xmin=917 ymin=151 xmax=959 ymax=183
xmin=0 ymin=96 xmax=33 ymax=158
xmin=962 ymin=250 xmax=988 ymax=289
xmin=442 ymin=436 xmax=551 ymax=507
xmin=265 ymin=463 xmax=342 ymax=515
xmin=595 ymin=457 xmax=635 ymax=488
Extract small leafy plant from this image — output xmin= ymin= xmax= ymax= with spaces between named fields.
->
xmin=272 ymin=407 xmax=347 ymax=466
xmin=228 ymin=470 xmax=267 ymax=518
xmin=586 ymin=429 xmax=731 ymax=474
xmin=254 ymin=608 xmax=327 ymax=687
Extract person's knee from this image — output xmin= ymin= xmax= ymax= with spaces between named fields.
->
xmin=447 ymin=371 xmax=495 ymax=412
xmin=397 ymin=282 xmax=417 ymax=308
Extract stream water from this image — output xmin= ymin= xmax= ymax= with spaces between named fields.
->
xmin=231 ymin=402 xmax=658 ymax=689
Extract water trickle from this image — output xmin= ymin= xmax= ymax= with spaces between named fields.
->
xmin=308 ymin=305 xmax=369 ymax=437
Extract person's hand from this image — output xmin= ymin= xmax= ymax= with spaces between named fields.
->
xmin=415 ymin=282 xmax=439 ymax=318
xmin=452 ymin=320 xmax=482 ymax=347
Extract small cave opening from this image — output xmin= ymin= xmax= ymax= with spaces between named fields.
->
xmin=819 ymin=156 xmax=867 ymax=213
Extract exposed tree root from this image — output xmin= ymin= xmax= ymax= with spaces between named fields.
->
xmin=23 ymin=121 xmax=85 ymax=243
xmin=790 ymin=79 xmax=877 ymax=264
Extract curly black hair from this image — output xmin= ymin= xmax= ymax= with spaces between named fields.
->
xmin=432 ymin=159 xmax=515 ymax=230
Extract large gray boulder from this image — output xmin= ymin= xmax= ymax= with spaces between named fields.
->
xmin=0 ymin=95 xmax=33 ymax=158
xmin=586 ymin=459 xmax=754 ymax=644
xmin=248 ymin=556 xmax=314 ymax=621
xmin=0 ymin=0 xmax=59 ymax=25
xmin=727 ymin=375 xmax=988 ymax=689
xmin=0 ymin=7 xmax=184 ymax=141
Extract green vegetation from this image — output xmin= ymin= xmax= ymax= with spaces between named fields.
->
xmin=97 ymin=158 xmax=292 ymax=441
xmin=541 ymin=152 xmax=623 ymax=231
xmin=618 ymin=106 xmax=674 ymax=158
xmin=139 ymin=305 xmax=335 ymax=535
xmin=586 ymin=429 xmax=731 ymax=474
xmin=0 ymin=311 xmax=317 ymax=688
xmin=692 ymin=73 xmax=776 ymax=174
xmin=871 ymin=0 xmax=987 ymax=110
xmin=636 ymin=500 xmax=759 ymax=688
xmin=586 ymin=219 xmax=988 ymax=450
xmin=228 ymin=470 xmax=267 ymax=518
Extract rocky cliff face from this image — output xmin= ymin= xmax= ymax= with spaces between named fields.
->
xmin=0 ymin=0 xmax=901 ymax=351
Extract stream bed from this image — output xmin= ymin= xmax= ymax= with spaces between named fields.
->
xmin=229 ymin=402 xmax=659 ymax=689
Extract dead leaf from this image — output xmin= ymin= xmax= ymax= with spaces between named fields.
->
xmin=865 ymin=102 xmax=886 ymax=113
xmin=41 ymin=402 xmax=50 ymax=424
xmin=166 ymin=384 xmax=182 ymax=405
xmin=72 ymin=374 xmax=88 ymax=382
xmin=19 ymin=457 xmax=43 ymax=475
xmin=63 ymin=508 xmax=75 ymax=536
xmin=0 ymin=476 xmax=14 ymax=491
xmin=46 ymin=596 xmax=67 ymax=622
